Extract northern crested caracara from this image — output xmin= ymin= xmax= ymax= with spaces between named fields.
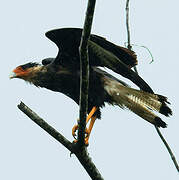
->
xmin=10 ymin=28 xmax=172 ymax=144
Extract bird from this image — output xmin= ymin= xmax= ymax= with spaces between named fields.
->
xmin=10 ymin=28 xmax=172 ymax=145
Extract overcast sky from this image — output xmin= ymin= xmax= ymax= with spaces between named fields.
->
xmin=1 ymin=0 xmax=179 ymax=179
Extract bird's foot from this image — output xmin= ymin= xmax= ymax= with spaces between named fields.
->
xmin=72 ymin=124 xmax=90 ymax=145
xmin=71 ymin=109 xmax=97 ymax=146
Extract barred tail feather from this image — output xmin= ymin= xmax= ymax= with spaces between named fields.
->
xmin=104 ymin=79 xmax=172 ymax=128
xmin=127 ymin=89 xmax=172 ymax=117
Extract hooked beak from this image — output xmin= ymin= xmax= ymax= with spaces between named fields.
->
xmin=9 ymin=71 xmax=17 ymax=79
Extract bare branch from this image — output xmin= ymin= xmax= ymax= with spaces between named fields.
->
xmin=155 ymin=126 xmax=179 ymax=172
xmin=18 ymin=101 xmax=74 ymax=152
xmin=18 ymin=101 xmax=104 ymax=179
xmin=78 ymin=0 xmax=96 ymax=147
xmin=125 ymin=0 xmax=138 ymax=74
xmin=76 ymin=148 xmax=104 ymax=180
xmin=125 ymin=0 xmax=179 ymax=172
xmin=126 ymin=0 xmax=131 ymax=50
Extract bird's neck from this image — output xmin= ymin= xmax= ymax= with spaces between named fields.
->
xmin=23 ymin=65 xmax=47 ymax=86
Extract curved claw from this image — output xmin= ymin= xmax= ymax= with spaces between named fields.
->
xmin=72 ymin=124 xmax=78 ymax=139
xmin=72 ymin=124 xmax=90 ymax=139
xmin=71 ymin=108 xmax=97 ymax=146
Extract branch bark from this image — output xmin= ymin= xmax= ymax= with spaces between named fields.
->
xmin=18 ymin=101 xmax=104 ymax=180
xmin=78 ymin=0 xmax=96 ymax=147
xmin=18 ymin=102 xmax=74 ymax=152
xmin=126 ymin=0 xmax=131 ymax=50
xmin=125 ymin=0 xmax=138 ymax=74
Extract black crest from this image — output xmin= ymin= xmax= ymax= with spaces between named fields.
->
xmin=21 ymin=62 xmax=39 ymax=70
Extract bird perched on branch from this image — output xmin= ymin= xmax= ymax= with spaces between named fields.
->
xmin=10 ymin=28 xmax=172 ymax=145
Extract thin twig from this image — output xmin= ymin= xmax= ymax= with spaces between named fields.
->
xmin=126 ymin=0 xmax=131 ymax=50
xmin=18 ymin=101 xmax=104 ymax=179
xmin=78 ymin=0 xmax=97 ymax=147
xmin=125 ymin=0 xmax=138 ymax=74
xmin=137 ymin=45 xmax=154 ymax=64
xmin=125 ymin=0 xmax=179 ymax=173
xmin=155 ymin=126 xmax=179 ymax=172
xmin=124 ymin=42 xmax=154 ymax=64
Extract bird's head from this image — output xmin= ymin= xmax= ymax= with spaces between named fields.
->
xmin=10 ymin=62 xmax=42 ymax=82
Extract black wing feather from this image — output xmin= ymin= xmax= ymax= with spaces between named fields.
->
xmin=45 ymin=28 xmax=137 ymax=67
xmin=45 ymin=28 xmax=153 ymax=93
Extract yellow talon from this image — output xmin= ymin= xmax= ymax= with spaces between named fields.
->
xmin=71 ymin=107 xmax=97 ymax=145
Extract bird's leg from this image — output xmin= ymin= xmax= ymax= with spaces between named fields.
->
xmin=84 ymin=116 xmax=97 ymax=145
xmin=72 ymin=106 xmax=97 ymax=144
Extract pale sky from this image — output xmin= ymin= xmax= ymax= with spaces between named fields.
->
xmin=1 ymin=0 xmax=179 ymax=179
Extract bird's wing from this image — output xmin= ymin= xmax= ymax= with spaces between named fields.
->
xmin=45 ymin=28 xmax=153 ymax=93
xmin=45 ymin=28 xmax=137 ymax=67
xmin=89 ymin=34 xmax=137 ymax=68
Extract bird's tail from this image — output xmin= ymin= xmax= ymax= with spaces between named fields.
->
xmin=104 ymin=79 xmax=172 ymax=128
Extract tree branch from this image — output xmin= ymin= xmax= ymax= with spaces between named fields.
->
xmin=75 ymin=149 xmax=104 ymax=180
xmin=155 ymin=126 xmax=179 ymax=172
xmin=125 ymin=0 xmax=179 ymax=173
xmin=78 ymin=0 xmax=96 ymax=147
xmin=18 ymin=101 xmax=104 ymax=179
xmin=126 ymin=0 xmax=131 ymax=50
xmin=18 ymin=101 xmax=74 ymax=152
xmin=125 ymin=0 xmax=138 ymax=74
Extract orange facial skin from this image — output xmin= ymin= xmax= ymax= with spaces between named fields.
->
xmin=12 ymin=66 xmax=30 ymax=78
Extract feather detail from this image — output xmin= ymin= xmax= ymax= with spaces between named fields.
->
xmin=104 ymin=78 xmax=171 ymax=128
